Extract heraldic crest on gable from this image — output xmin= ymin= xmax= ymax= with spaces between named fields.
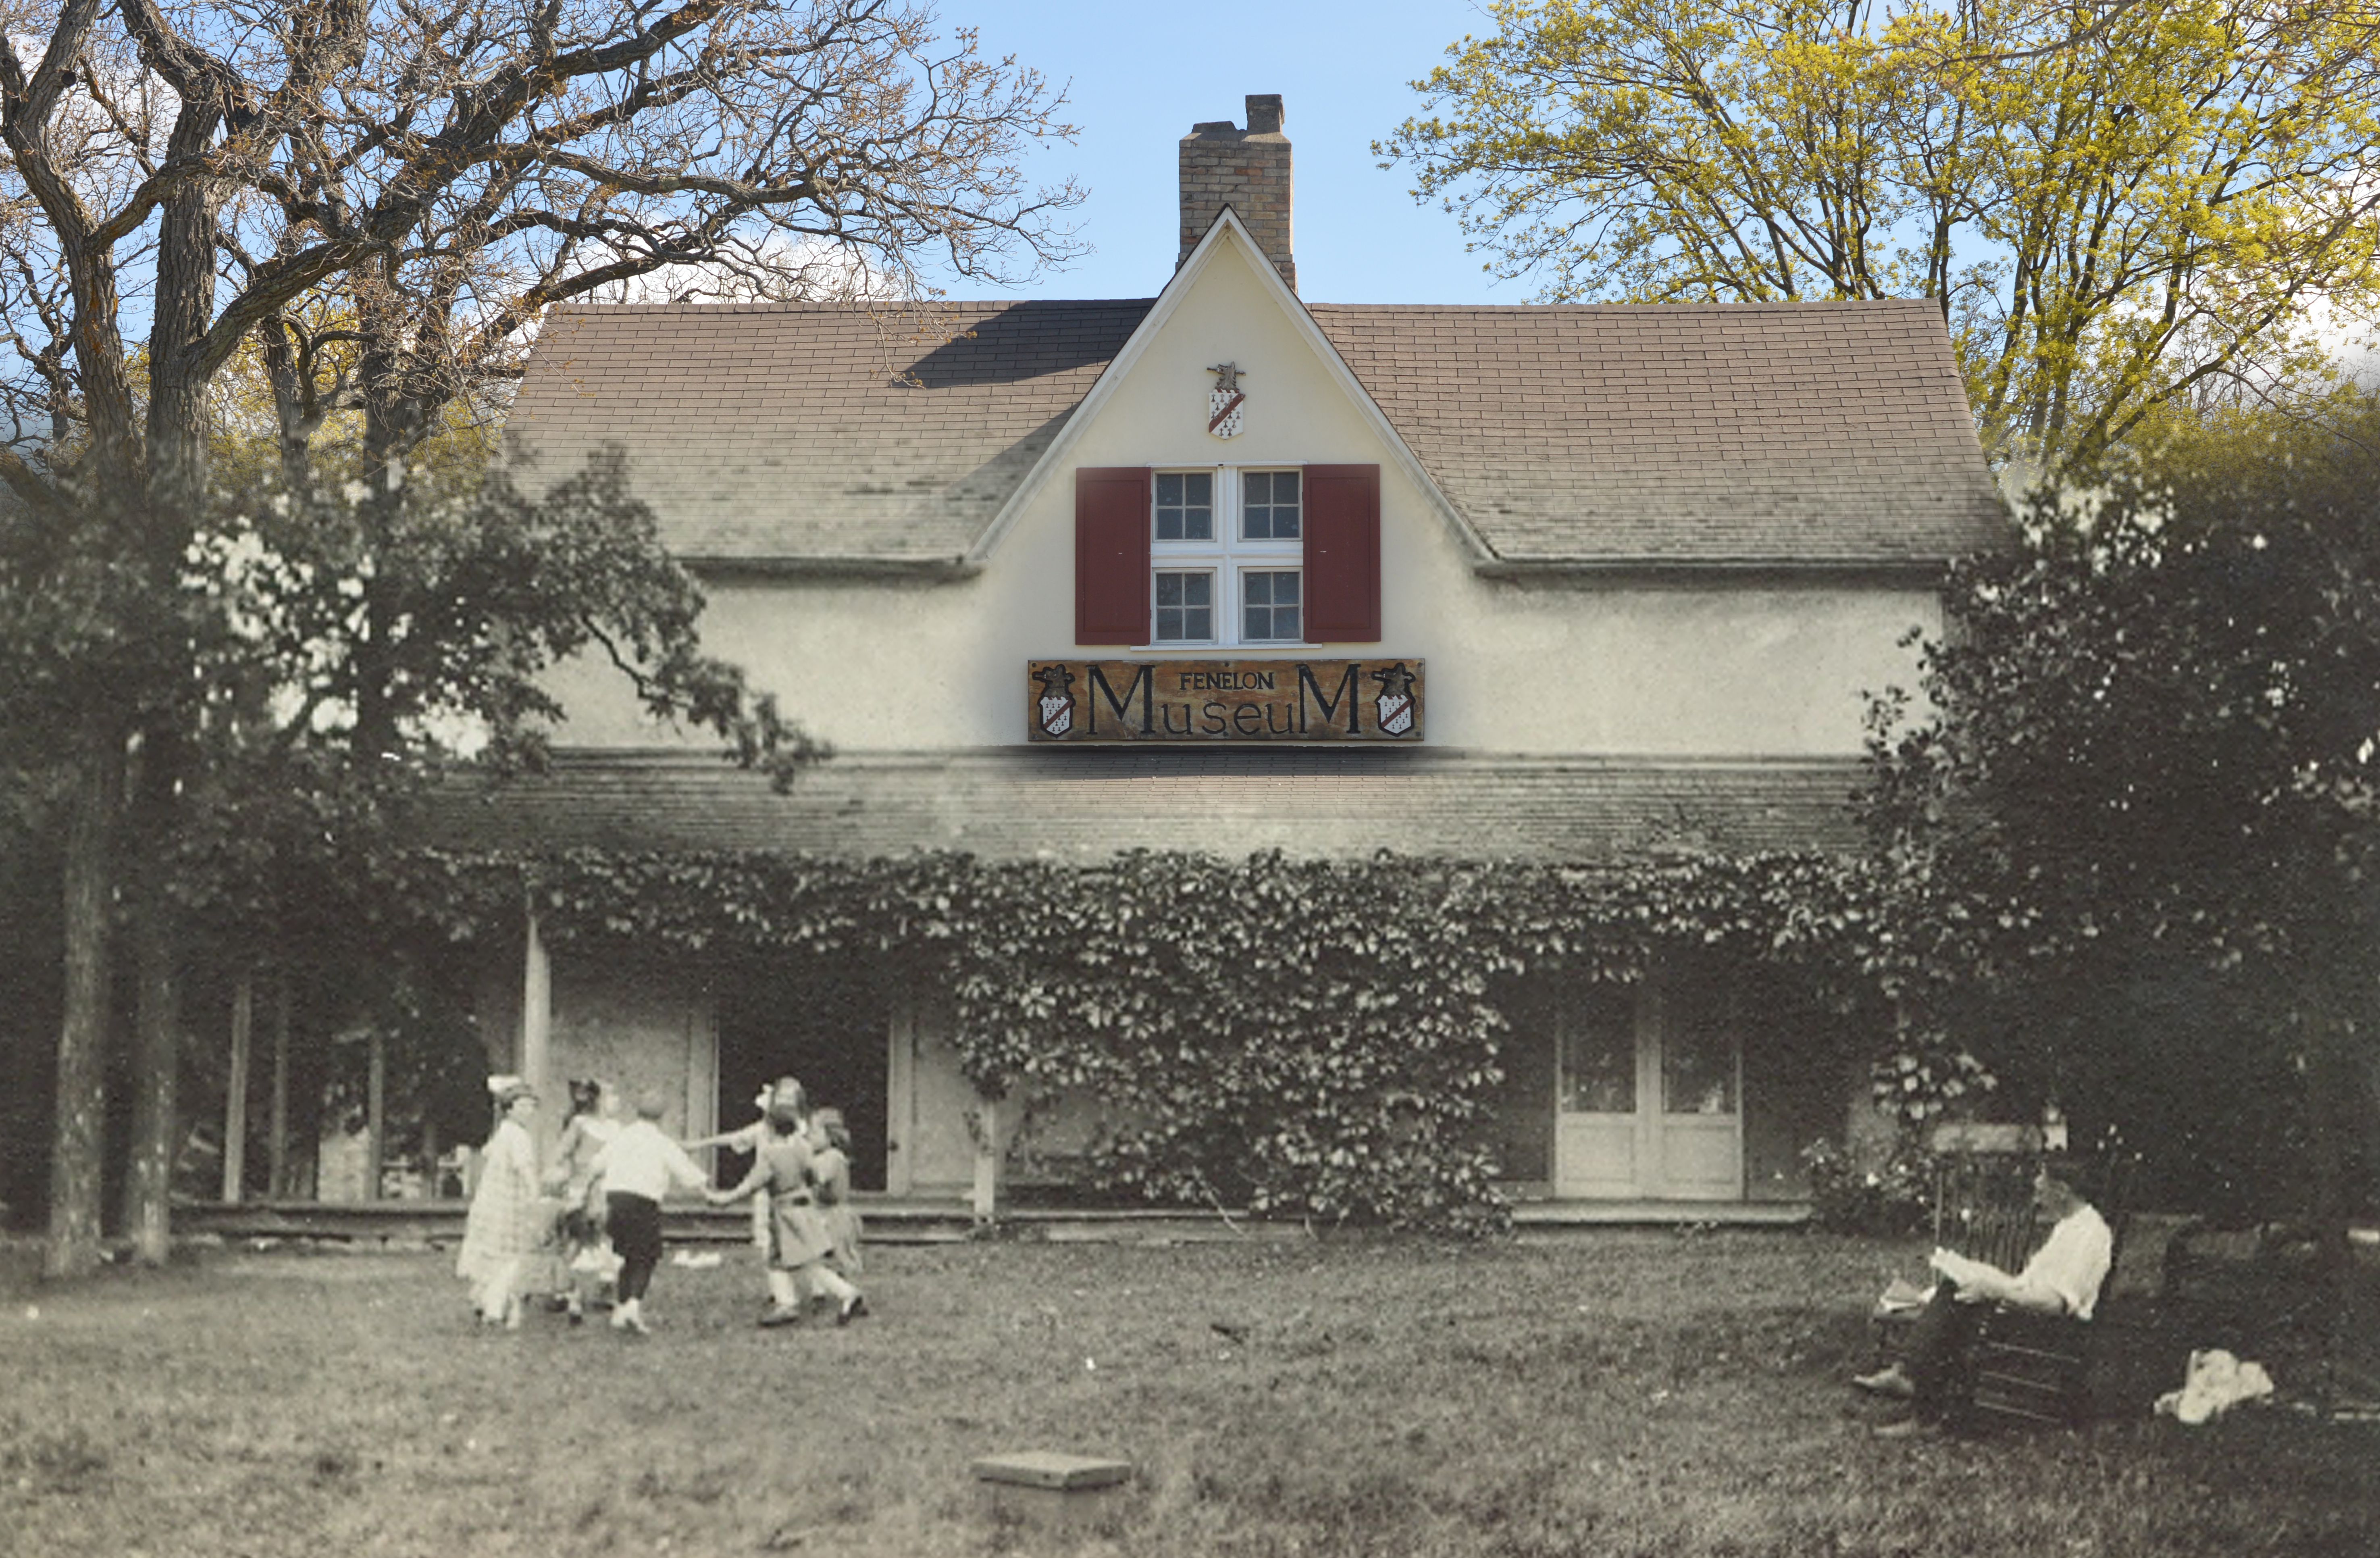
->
xmin=1206 ymin=361 xmax=1246 ymax=439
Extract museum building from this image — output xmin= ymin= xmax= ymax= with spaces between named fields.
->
xmin=438 ymin=94 xmax=2007 ymax=1217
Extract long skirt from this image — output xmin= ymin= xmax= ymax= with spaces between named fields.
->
xmin=456 ymin=1177 xmax=546 ymax=1317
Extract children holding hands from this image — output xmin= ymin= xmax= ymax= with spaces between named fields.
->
xmin=684 ymin=1079 xmax=799 ymax=1259
xmin=707 ymin=1083 xmax=868 ymax=1327
xmin=470 ymin=1071 xmax=874 ymax=1337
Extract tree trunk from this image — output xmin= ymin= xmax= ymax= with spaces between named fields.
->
xmin=113 ymin=132 xmax=224 ymax=1264
xmin=44 ymin=727 xmax=119 ymax=1279
xmin=2306 ymin=1013 xmax=2359 ymax=1260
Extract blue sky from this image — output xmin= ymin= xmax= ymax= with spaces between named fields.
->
xmin=917 ymin=1 xmax=1511 ymax=304
xmin=922 ymin=4 xmax=2379 ymax=385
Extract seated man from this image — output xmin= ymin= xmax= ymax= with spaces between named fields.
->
xmin=1853 ymin=1155 xmax=2113 ymax=1432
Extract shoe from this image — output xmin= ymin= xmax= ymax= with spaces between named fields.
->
xmin=1852 ymin=1364 xmax=1916 ymax=1400
xmin=835 ymin=1293 xmax=869 ymax=1327
xmin=620 ymin=1312 xmax=650 ymax=1335
xmin=1872 ymin=1416 xmax=1937 ymax=1439
xmin=758 ymin=1305 xmax=803 ymax=1329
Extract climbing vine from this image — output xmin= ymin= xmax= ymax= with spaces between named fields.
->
xmin=370 ymin=844 xmax=1891 ymax=1231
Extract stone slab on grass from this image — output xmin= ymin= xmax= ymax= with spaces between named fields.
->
xmin=974 ymin=1451 xmax=1135 ymax=1533
xmin=972 ymin=1450 xmax=1133 ymax=1490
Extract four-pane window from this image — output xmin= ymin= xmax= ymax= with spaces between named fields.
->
xmin=1241 ymin=470 xmax=1300 ymax=539
xmin=1154 ymin=472 xmax=1213 ymax=541
xmin=1153 ymin=571 xmax=1213 ymax=642
xmin=1242 ymin=571 xmax=1300 ymax=642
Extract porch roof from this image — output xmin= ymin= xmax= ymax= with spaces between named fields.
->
xmin=414 ymin=750 xmax=1868 ymax=863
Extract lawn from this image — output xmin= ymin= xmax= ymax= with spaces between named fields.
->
xmin=2 ymin=1229 xmax=2373 ymax=1557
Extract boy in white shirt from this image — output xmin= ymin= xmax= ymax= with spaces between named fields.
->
xmin=586 ymin=1093 xmax=710 ymax=1334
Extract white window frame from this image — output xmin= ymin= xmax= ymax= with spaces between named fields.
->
xmin=1146 ymin=464 xmax=1306 ymax=648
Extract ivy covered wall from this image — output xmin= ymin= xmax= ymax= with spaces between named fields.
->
xmin=400 ymin=845 xmax=1891 ymax=1231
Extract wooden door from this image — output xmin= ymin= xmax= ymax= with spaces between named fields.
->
xmin=1648 ymin=980 xmax=1743 ymax=1200
xmin=1553 ymin=983 xmax=1644 ymax=1196
xmin=1553 ymin=976 xmax=1744 ymax=1200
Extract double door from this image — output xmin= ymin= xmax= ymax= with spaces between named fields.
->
xmin=1552 ymin=977 xmax=1743 ymax=1200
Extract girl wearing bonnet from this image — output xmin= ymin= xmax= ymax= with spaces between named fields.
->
xmin=456 ymin=1076 xmax=543 ymax=1328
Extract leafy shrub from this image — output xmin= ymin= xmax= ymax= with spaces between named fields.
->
xmin=1800 ymin=1135 xmax=1936 ymax=1237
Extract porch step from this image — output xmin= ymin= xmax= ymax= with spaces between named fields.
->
xmin=176 ymin=1195 xmax=1812 ymax=1249
xmin=176 ymin=1197 xmax=987 ymax=1248
xmin=1510 ymin=1199 xmax=1810 ymax=1231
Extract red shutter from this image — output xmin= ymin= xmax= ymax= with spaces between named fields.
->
xmin=1075 ymin=467 xmax=1150 ymax=645
xmin=1304 ymin=464 xmax=1380 ymax=643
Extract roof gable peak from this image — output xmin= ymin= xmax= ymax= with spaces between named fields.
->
xmin=962 ymin=208 xmax=1487 ymax=567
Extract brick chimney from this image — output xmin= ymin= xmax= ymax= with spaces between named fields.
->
xmin=1179 ymin=94 xmax=1294 ymax=292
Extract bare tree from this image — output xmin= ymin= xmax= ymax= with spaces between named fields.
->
xmin=0 ymin=0 xmax=1082 ymax=1273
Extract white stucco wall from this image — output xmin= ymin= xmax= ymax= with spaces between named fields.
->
xmin=538 ymin=227 xmax=1940 ymax=758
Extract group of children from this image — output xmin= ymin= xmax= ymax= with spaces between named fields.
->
xmin=692 ymin=1077 xmax=868 ymax=1327
xmin=454 ymin=1073 xmax=868 ymax=1334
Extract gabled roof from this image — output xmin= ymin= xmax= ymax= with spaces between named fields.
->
xmin=961 ymin=207 xmax=1488 ymax=567
xmin=506 ymin=292 xmax=2003 ymax=570
xmin=508 ymin=299 xmax=1153 ymax=568
xmin=416 ymin=751 xmax=1868 ymax=864
xmin=1313 ymin=300 xmax=2006 ymax=569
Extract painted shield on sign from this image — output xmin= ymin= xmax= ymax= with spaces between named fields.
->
xmin=1206 ymin=361 xmax=1245 ymax=439
xmin=1372 ymin=662 xmax=1417 ymax=737
xmin=1035 ymin=663 xmax=1076 ymax=738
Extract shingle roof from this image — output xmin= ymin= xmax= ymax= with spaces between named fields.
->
xmin=414 ymin=751 xmax=1867 ymax=864
xmin=506 ymin=300 xmax=1153 ymax=563
xmin=505 ymin=297 xmax=2003 ymax=567
xmin=1310 ymin=300 xmax=2006 ymax=565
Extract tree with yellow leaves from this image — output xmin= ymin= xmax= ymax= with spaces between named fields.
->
xmin=1381 ymin=0 xmax=2380 ymax=470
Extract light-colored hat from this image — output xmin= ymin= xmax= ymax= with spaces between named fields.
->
xmin=487 ymin=1074 xmax=535 ymax=1107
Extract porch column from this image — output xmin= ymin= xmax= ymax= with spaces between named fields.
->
xmin=971 ymin=1096 xmax=1001 ymax=1223
xmin=522 ymin=906 xmax=552 ymax=1102
xmin=365 ymin=1027 xmax=387 ymax=1202
xmin=221 ymin=971 xmax=253 ymax=1203
xmin=266 ymin=971 xmax=291 ymax=1198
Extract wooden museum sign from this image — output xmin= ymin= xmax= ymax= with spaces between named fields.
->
xmin=1028 ymin=659 xmax=1424 ymax=744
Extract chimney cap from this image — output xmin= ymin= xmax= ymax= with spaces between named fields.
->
xmin=1246 ymin=94 xmax=1284 ymax=134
